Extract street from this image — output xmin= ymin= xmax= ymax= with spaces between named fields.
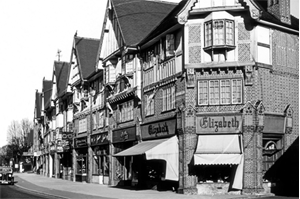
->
xmin=0 ymin=185 xmax=59 ymax=199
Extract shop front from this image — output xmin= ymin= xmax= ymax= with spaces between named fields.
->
xmin=74 ymin=136 xmax=88 ymax=182
xmin=112 ymin=126 xmax=137 ymax=186
xmin=193 ymin=114 xmax=243 ymax=194
xmin=90 ymin=132 xmax=109 ymax=184
xmin=114 ymin=118 xmax=179 ymax=191
xmin=61 ymin=131 xmax=73 ymax=181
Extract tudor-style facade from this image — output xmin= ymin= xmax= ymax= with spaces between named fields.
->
xmin=51 ymin=61 xmax=73 ymax=180
xmin=68 ymin=34 xmax=100 ymax=183
xmin=173 ymin=0 xmax=298 ymax=195
xmin=42 ymin=76 xmax=55 ymax=178
xmin=33 ymin=89 xmax=43 ymax=172
xmin=99 ymin=0 xmax=178 ymax=187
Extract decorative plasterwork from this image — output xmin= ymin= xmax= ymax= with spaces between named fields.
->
xmin=177 ymin=0 xmax=197 ymax=24
xmin=256 ymin=101 xmax=265 ymax=131
xmin=241 ymin=101 xmax=256 ymax=126
xmin=245 ymin=65 xmax=254 ymax=86
xmin=284 ymin=105 xmax=293 ymax=134
xmin=177 ymin=0 xmax=262 ymax=24
xmin=241 ymin=0 xmax=262 ymax=20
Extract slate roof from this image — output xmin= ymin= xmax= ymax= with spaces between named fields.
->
xmin=139 ymin=0 xmax=187 ymax=46
xmin=112 ymin=0 xmax=177 ymax=46
xmin=74 ymin=36 xmax=100 ymax=80
xmin=54 ymin=61 xmax=71 ymax=98
xmin=43 ymin=79 xmax=52 ymax=110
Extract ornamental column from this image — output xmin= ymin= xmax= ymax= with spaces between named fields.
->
xmin=242 ymin=101 xmax=264 ymax=194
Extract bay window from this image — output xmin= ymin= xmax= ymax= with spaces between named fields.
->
xmin=198 ymin=79 xmax=242 ymax=105
xmin=204 ymin=19 xmax=235 ymax=49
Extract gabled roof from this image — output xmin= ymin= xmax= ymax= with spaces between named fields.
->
xmin=54 ymin=61 xmax=71 ymax=98
xmin=176 ymin=0 xmax=298 ymax=33
xmin=139 ymin=0 xmax=187 ymax=47
xmin=112 ymin=0 xmax=178 ymax=46
xmin=74 ymin=36 xmax=100 ymax=80
xmin=43 ymin=78 xmax=52 ymax=110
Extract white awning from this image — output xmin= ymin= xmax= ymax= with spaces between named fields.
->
xmin=114 ymin=138 xmax=168 ymax=156
xmin=114 ymin=136 xmax=179 ymax=181
xmin=194 ymin=134 xmax=244 ymax=190
xmin=194 ymin=154 xmax=242 ymax=165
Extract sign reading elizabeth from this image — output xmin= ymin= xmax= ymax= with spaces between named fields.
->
xmin=196 ymin=115 xmax=242 ymax=134
xmin=141 ymin=119 xmax=176 ymax=140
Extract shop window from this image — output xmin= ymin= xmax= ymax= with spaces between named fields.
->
xmin=194 ymin=165 xmax=234 ymax=183
xmin=92 ymin=147 xmax=109 ymax=176
xmin=262 ymin=137 xmax=283 ymax=172
xmin=197 ymin=79 xmax=242 ymax=106
xmin=76 ymin=155 xmax=87 ymax=175
xmin=162 ymin=86 xmax=176 ymax=112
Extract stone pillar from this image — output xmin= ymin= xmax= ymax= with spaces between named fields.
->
xmin=72 ymin=148 xmax=76 ymax=182
xmin=49 ymin=154 xmax=53 ymax=178
xmin=54 ymin=152 xmax=58 ymax=178
xmin=88 ymin=145 xmax=93 ymax=183
xmin=46 ymin=154 xmax=48 ymax=177
xmin=242 ymin=102 xmax=264 ymax=194
xmin=283 ymin=105 xmax=293 ymax=150
xmin=177 ymin=105 xmax=198 ymax=194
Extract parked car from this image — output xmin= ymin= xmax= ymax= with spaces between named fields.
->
xmin=0 ymin=166 xmax=14 ymax=185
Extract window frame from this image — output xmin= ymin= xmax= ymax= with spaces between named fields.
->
xmin=119 ymin=100 xmax=134 ymax=123
xmin=162 ymin=86 xmax=176 ymax=112
xmin=197 ymin=78 xmax=243 ymax=106
xmin=204 ymin=19 xmax=235 ymax=50
xmin=145 ymin=94 xmax=155 ymax=116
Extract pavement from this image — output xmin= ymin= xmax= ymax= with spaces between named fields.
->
xmin=14 ymin=172 xmax=274 ymax=199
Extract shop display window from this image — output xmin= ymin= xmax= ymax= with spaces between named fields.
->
xmin=76 ymin=155 xmax=87 ymax=175
xmin=194 ymin=165 xmax=234 ymax=183
xmin=92 ymin=147 xmax=109 ymax=176
xmin=145 ymin=160 xmax=166 ymax=181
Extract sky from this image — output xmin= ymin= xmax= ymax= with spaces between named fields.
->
xmin=0 ymin=0 xmax=298 ymax=148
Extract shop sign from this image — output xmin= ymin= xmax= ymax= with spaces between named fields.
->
xmin=112 ymin=126 xmax=136 ymax=143
xmin=62 ymin=131 xmax=73 ymax=141
xmin=75 ymin=137 xmax=87 ymax=148
xmin=91 ymin=132 xmax=109 ymax=146
xmin=196 ymin=115 xmax=242 ymax=134
xmin=141 ymin=119 xmax=176 ymax=140
xmin=79 ymin=118 xmax=87 ymax=133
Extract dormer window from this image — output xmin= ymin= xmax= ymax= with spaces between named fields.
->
xmin=204 ymin=19 xmax=235 ymax=50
